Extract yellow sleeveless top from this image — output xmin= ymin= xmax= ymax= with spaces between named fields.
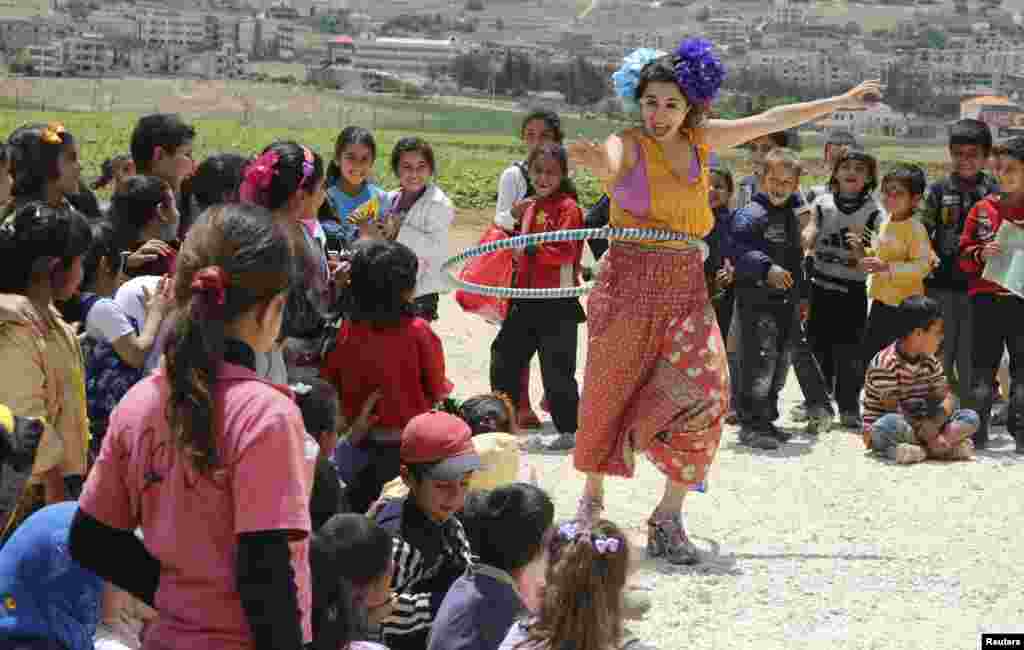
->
xmin=608 ymin=128 xmax=714 ymax=248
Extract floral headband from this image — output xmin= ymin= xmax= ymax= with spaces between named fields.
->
xmin=558 ymin=521 xmax=621 ymax=554
xmin=612 ymin=38 xmax=726 ymax=112
xmin=240 ymin=146 xmax=316 ymax=203
xmin=41 ymin=122 xmax=67 ymax=145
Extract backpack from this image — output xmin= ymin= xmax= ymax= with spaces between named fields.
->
xmin=515 ymin=161 xmax=535 ymax=199
xmin=84 ymin=301 xmax=144 ymax=443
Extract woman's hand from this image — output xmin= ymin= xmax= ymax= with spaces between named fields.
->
xmin=358 ymin=219 xmax=388 ymax=241
xmin=567 ymin=140 xmax=613 ymax=180
xmin=838 ymin=80 xmax=883 ymax=109
xmin=127 ymin=240 xmax=174 ymax=270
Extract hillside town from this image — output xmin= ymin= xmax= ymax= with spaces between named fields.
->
xmin=2 ymin=0 xmax=1024 ymax=133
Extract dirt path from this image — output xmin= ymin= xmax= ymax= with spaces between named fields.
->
xmin=437 ymin=210 xmax=1024 ymax=649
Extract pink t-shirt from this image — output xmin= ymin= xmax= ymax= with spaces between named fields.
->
xmin=79 ymin=362 xmax=313 ymax=650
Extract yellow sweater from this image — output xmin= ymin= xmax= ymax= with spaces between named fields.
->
xmin=867 ymin=217 xmax=933 ymax=307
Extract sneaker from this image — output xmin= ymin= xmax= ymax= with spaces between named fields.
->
xmin=766 ymin=423 xmax=792 ymax=443
xmin=888 ymin=443 xmax=927 ymax=464
xmin=647 ymin=513 xmax=699 ymax=565
xmin=950 ymin=439 xmax=975 ymax=461
xmin=839 ymin=412 xmax=862 ymax=430
xmin=738 ymin=427 xmax=780 ymax=450
xmin=526 ymin=432 xmax=576 ymax=452
xmin=805 ymin=408 xmax=833 ymax=436
xmin=991 ymin=402 xmax=1009 ymax=427
xmin=790 ymin=403 xmax=809 ymax=422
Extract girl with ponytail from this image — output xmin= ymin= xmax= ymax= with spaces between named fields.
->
xmin=0 ymin=201 xmax=91 ymax=522
xmin=499 ymin=519 xmax=654 ymax=650
xmin=71 ymin=203 xmax=315 ymax=650
xmin=239 ymin=141 xmax=343 ymax=383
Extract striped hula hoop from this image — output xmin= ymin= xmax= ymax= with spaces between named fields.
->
xmin=443 ymin=227 xmax=709 ymax=299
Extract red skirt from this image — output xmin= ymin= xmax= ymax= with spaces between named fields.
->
xmin=574 ymin=242 xmax=729 ymax=486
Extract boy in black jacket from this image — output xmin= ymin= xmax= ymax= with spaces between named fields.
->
xmin=730 ymin=149 xmax=807 ymax=450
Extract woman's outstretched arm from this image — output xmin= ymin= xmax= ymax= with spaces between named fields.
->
xmin=702 ymin=80 xmax=882 ymax=151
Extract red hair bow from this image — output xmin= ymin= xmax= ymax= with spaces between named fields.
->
xmin=191 ymin=266 xmax=229 ymax=313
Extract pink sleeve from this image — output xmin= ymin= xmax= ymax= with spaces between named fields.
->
xmin=417 ymin=321 xmax=453 ymax=402
xmin=79 ymin=414 xmax=138 ymax=531
xmin=233 ymin=410 xmax=311 ymax=536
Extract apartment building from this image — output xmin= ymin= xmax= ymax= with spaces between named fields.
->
xmin=25 ymin=42 xmax=62 ymax=75
xmin=61 ymin=33 xmax=114 ymax=75
xmin=822 ymin=104 xmax=909 ymax=136
xmin=774 ymin=0 xmax=807 ymax=26
xmin=351 ymin=35 xmax=461 ymax=76
xmin=277 ymin=21 xmax=314 ymax=56
xmin=130 ymin=47 xmax=189 ymax=75
xmin=707 ymin=17 xmax=748 ymax=46
xmin=186 ymin=44 xmax=249 ymax=78
xmin=86 ymin=8 xmax=137 ymax=40
xmin=137 ymin=5 xmax=207 ymax=50
xmin=0 ymin=17 xmax=63 ymax=52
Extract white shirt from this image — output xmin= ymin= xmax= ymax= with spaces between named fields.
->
xmin=494 ymin=163 xmax=529 ymax=231
xmin=85 ymin=298 xmax=136 ymax=343
xmin=387 ymin=184 xmax=456 ymax=297
xmin=114 ymin=275 xmax=165 ymax=373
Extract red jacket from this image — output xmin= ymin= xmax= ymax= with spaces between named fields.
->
xmin=513 ymin=193 xmax=584 ymax=290
xmin=959 ymin=195 xmax=1024 ymax=297
xmin=319 ymin=316 xmax=453 ymax=429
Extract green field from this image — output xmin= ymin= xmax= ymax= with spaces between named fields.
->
xmin=0 ymin=107 xmax=952 ymax=211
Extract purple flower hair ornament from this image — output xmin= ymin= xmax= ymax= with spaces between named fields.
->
xmin=673 ymin=38 xmax=726 ymax=107
xmin=612 ymin=47 xmax=667 ymax=112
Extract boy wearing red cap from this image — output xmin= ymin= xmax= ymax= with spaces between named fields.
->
xmin=372 ymin=411 xmax=481 ymax=650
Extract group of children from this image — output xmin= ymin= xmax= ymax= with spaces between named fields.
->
xmin=706 ymin=118 xmax=1024 ymax=462
xmin=0 ymin=109 xmax=661 ymax=650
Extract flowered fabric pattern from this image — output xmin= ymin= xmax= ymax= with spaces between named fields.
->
xmin=85 ymin=314 xmax=144 ymax=430
xmin=574 ymin=243 xmax=727 ymax=487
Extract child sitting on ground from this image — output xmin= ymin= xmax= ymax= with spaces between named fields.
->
xmin=498 ymin=519 xmax=655 ymax=650
xmin=320 ymin=239 xmax=453 ymax=513
xmin=372 ymin=411 xmax=481 ymax=650
xmin=428 ymin=483 xmax=555 ymax=650
xmin=374 ymin=392 xmax=539 ymax=506
xmin=293 ymin=378 xmax=352 ymax=529
xmin=863 ymin=295 xmax=979 ymax=464
xmin=311 ymin=514 xmax=396 ymax=650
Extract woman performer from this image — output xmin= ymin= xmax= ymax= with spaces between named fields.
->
xmin=567 ymin=39 xmax=881 ymax=564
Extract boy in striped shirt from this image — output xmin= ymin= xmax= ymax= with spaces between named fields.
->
xmin=862 ymin=295 xmax=979 ymax=464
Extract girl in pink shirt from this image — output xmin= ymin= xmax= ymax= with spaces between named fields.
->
xmin=70 ymin=202 xmax=313 ymax=650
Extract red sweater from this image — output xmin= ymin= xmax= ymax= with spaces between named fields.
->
xmin=959 ymin=195 xmax=1024 ymax=297
xmin=513 ymin=193 xmax=584 ymax=290
xmin=319 ymin=316 xmax=453 ymax=430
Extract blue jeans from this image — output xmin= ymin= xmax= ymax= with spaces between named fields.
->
xmin=870 ymin=409 xmax=980 ymax=453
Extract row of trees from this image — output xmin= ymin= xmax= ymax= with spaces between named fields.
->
xmin=448 ymin=52 xmax=610 ymax=105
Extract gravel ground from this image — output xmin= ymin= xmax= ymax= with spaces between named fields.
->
xmin=438 ymin=217 xmax=1024 ymax=650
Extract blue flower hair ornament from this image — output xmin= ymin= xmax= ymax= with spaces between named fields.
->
xmin=612 ymin=39 xmax=726 ymax=112
xmin=612 ymin=48 xmax=667 ymax=112
xmin=673 ymin=38 xmax=726 ymax=106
